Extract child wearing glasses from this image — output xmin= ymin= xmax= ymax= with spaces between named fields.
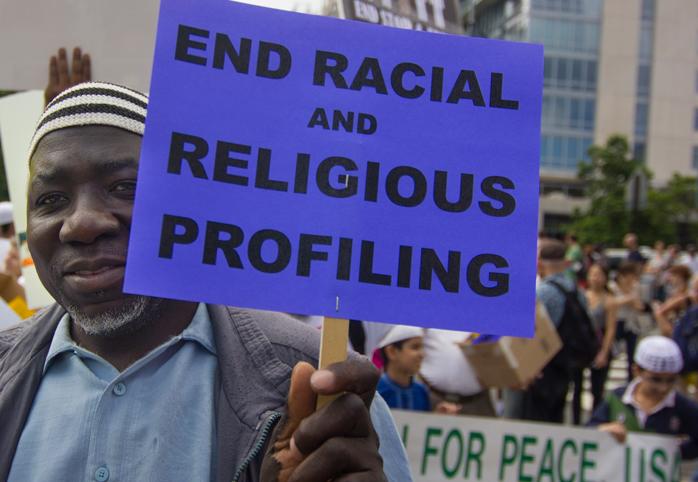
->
xmin=588 ymin=336 xmax=698 ymax=459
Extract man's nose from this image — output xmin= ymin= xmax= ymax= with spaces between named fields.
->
xmin=59 ymin=196 xmax=120 ymax=244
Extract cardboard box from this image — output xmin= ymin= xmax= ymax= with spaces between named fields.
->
xmin=462 ymin=302 xmax=562 ymax=388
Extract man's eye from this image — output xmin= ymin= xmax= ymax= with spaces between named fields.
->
xmin=36 ymin=193 xmax=67 ymax=206
xmin=112 ymin=181 xmax=137 ymax=193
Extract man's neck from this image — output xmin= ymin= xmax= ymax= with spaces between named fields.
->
xmin=542 ymin=268 xmax=565 ymax=279
xmin=70 ymin=300 xmax=199 ymax=371
xmin=634 ymin=383 xmax=670 ymax=413
xmin=386 ymin=366 xmax=412 ymax=387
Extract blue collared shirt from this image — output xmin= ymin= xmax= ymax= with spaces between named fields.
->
xmin=377 ymin=373 xmax=430 ymax=412
xmin=9 ymin=304 xmax=412 ymax=481
xmin=9 ymin=303 xmax=217 ymax=482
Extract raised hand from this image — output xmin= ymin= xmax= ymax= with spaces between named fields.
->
xmin=45 ymin=47 xmax=92 ymax=105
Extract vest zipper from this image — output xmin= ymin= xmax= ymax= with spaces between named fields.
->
xmin=231 ymin=411 xmax=282 ymax=482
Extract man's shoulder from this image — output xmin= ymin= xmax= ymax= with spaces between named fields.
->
xmin=0 ymin=305 xmax=62 ymax=357
xmin=210 ymin=305 xmax=322 ymax=366
xmin=674 ymin=390 xmax=698 ymax=413
xmin=0 ymin=304 xmax=63 ymax=384
xmin=536 ymin=276 xmax=567 ymax=301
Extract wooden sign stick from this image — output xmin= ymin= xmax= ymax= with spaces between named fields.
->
xmin=316 ymin=316 xmax=349 ymax=409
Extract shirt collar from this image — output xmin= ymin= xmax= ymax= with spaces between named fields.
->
xmin=622 ymin=377 xmax=676 ymax=413
xmin=44 ymin=302 xmax=216 ymax=373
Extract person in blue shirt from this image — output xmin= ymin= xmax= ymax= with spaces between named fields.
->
xmin=376 ymin=325 xmax=431 ymax=411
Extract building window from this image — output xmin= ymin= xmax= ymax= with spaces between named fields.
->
xmin=639 ymin=25 xmax=653 ymax=60
xmin=635 ymin=102 xmax=648 ymax=137
xmin=641 ymin=0 xmax=654 ymax=21
xmin=637 ymin=65 xmax=651 ymax=97
xmin=694 ymin=108 xmax=698 ymax=131
xmin=693 ymin=146 xmax=698 ymax=170
xmin=634 ymin=142 xmax=646 ymax=163
xmin=541 ymin=56 xmax=597 ymax=91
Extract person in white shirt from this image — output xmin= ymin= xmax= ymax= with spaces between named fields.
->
xmin=419 ymin=329 xmax=495 ymax=416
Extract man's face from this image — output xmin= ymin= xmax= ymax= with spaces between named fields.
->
xmin=386 ymin=337 xmax=425 ymax=376
xmin=636 ymin=368 xmax=678 ymax=399
xmin=28 ymin=125 xmax=158 ymax=335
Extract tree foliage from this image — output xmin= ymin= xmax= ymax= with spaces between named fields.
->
xmin=568 ymin=135 xmax=697 ymax=246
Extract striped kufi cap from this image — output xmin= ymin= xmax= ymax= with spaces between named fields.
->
xmin=29 ymin=82 xmax=148 ymax=161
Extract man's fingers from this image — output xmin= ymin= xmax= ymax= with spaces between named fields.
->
xmin=287 ymin=361 xmax=316 ymax=422
xmin=275 ymin=361 xmax=316 ymax=445
xmin=82 ymin=54 xmax=92 ymax=81
xmin=310 ymin=356 xmax=379 ymax=408
xmin=57 ymin=48 xmax=69 ymax=84
xmin=293 ymin=393 xmax=372 ymax=456
xmin=48 ymin=56 xmax=58 ymax=87
xmin=333 ymin=473 xmax=385 ymax=482
xmin=287 ymin=436 xmax=384 ymax=482
xmin=71 ymin=47 xmax=82 ymax=83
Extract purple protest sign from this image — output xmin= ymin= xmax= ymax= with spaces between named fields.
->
xmin=124 ymin=0 xmax=543 ymax=336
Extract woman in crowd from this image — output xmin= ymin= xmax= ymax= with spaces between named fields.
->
xmin=573 ymin=263 xmax=618 ymax=419
xmin=614 ymin=262 xmax=647 ymax=383
xmin=654 ymin=264 xmax=693 ymax=336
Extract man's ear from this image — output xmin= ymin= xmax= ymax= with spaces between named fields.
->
xmin=631 ymin=364 xmax=641 ymax=378
xmin=384 ymin=345 xmax=398 ymax=362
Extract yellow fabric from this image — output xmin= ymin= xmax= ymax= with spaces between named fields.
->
xmin=8 ymin=296 xmax=35 ymax=319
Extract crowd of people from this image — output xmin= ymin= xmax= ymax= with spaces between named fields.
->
xmin=348 ymin=229 xmax=698 ymax=477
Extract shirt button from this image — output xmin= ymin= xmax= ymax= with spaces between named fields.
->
xmin=113 ymin=382 xmax=127 ymax=396
xmin=94 ymin=466 xmax=110 ymax=481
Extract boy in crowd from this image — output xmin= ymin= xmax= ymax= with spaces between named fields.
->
xmin=376 ymin=326 xmax=430 ymax=411
xmin=588 ymin=336 xmax=698 ymax=459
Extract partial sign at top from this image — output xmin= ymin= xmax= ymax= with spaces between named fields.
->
xmin=125 ymin=0 xmax=543 ymax=336
xmin=337 ymin=0 xmax=463 ymax=34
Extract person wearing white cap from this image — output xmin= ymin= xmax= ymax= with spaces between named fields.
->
xmin=376 ymin=325 xmax=430 ymax=411
xmin=588 ymin=336 xmax=698 ymax=459
xmin=0 ymin=201 xmax=22 ymax=282
xmin=0 ymin=202 xmax=14 ymax=238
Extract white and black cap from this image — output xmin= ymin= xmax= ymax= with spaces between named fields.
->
xmin=29 ymin=81 xmax=148 ymax=161
xmin=634 ymin=336 xmax=684 ymax=373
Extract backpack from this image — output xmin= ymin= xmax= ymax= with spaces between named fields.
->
xmin=673 ymin=306 xmax=698 ymax=372
xmin=547 ymin=280 xmax=600 ymax=370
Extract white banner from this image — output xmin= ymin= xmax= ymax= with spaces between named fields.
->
xmin=392 ymin=410 xmax=682 ymax=482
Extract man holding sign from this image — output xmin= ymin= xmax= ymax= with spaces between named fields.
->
xmin=0 ymin=80 xmax=408 ymax=481
xmin=1 ymin=0 xmax=543 ymax=479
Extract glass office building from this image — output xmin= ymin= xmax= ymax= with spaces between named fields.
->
xmin=464 ymin=0 xmax=602 ymax=174
xmin=463 ymin=0 xmax=698 ymax=231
